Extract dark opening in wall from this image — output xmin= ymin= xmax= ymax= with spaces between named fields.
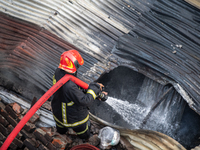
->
xmin=96 ymin=66 xmax=145 ymax=102
xmin=90 ymin=66 xmax=200 ymax=149
xmin=177 ymin=104 xmax=200 ymax=149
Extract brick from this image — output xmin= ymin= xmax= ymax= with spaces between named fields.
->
xmin=34 ymin=129 xmax=48 ymax=146
xmin=55 ymin=134 xmax=72 ymax=144
xmin=36 ymin=140 xmax=42 ymax=148
xmin=23 ymin=139 xmax=37 ymax=150
xmin=16 ymin=114 xmax=23 ymax=122
xmin=30 ymin=138 xmax=40 ymax=148
xmin=0 ymin=123 xmax=9 ymax=136
xmin=52 ymin=138 xmax=62 ymax=149
xmin=12 ymin=103 xmax=23 ymax=114
xmin=35 ymin=128 xmax=46 ymax=135
xmin=0 ymin=107 xmax=9 ymax=118
xmin=23 ymin=122 xmax=36 ymax=133
xmin=6 ymin=115 xmax=18 ymax=127
xmin=0 ymin=115 xmax=9 ymax=126
xmin=38 ymin=144 xmax=48 ymax=150
xmin=5 ymin=105 xmax=18 ymax=119
xmin=0 ymin=132 xmax=6 ymax=141
xmin=66 ymin=136 xmax=73 ymax=144
xmin=16 ymin=131 xmax=23 ymax=139
xmin=0 ymin=102 xmax=6 ymax=110
xmin=52 ymin=137 xmax=68 ymax=149
xmin=88 ymin=134 xmax=100 ymax=147
xmin=47 ymin=142 xmax=57 ymax=150
xmin=29 ymin=113 xmax=39 ymax=124
xmin=9 ymin=142 xmax=18 ymax=150
xmin=42 ymin=101 xmax=52 ymax=111
xmin=7 ymin=124 xmax=14 ymax=134
xmin=13 ymin=138 xmax=23 ymax=148
xmin=21 ymin=129 xmax=34 ymax=139
xmin=21 ymin=108 xmax=28 ymax=115
xmin=73 ymin=138 xmax=83 ymax=146
xmin=40 ymin=127 xmax=55 ymax=136
xmin=44 ymin=133 xmax=53 ymax=142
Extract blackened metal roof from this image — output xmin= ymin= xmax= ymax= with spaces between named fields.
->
xmin=113 ymin=0 xmax=200 ymax=114
xmin=0 ymin=0 xmax=200 ymax=116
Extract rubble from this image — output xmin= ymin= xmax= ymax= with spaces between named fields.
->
xmin=0 ymin=100 xmax=126 ymax=150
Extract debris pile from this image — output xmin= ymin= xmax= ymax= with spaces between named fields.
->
xmin=0 ymin=99 xmax=126 ymax=150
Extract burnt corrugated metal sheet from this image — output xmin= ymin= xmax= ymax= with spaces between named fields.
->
xmin=0 ymin=0 xmax=200 ymax=120
xmin=0 ymin=0 xmax=136 ymax=56
xmin=0 ymin=0 xmax=140 ymax=100
xmin=0 ymin=12 xmax=79 ymax=100
xmin=0 ymin=0 xmax=200 ymax=149
xmin=113 ymin=0 xmax=200 ymax=114
xmin=0 ymin=0 xmax=140 ymax=81
xmin=0 ymin=12 xmax=115 ymax=101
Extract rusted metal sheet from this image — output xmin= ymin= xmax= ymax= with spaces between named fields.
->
xmin=0 ymin=0 xmax=140 ymax=100
xmin=0 ymin=12 xmax=106 ymax=100
xmin=0 ymin=0 xmax=136 ymax=57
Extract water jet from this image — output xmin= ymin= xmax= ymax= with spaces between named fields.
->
xmin=90 ymin=66 xmax=200 ymax=149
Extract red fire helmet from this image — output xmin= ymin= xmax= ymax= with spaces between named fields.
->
xmin=58 ymin=50 xmax=84 ymax=73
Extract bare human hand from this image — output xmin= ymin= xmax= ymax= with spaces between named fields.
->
xmin=101 ymin=91 xmax=108 ymax=96
xmin=97 ymin=91 xmax=108 ymax=101
xmin=97 ymin=83 xmax=104 ymax=91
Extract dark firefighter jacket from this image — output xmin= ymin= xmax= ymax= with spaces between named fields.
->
xmin=51 ymin=68 xmax=100 ymax=128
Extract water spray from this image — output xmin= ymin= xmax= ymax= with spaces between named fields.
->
xmin=140 ymin=86 xmax=173 ymax=128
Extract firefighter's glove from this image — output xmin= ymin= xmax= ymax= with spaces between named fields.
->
xmin=87 ymin=82 xmax=101 ymax=100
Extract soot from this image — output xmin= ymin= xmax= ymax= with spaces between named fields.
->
xmin=90 ymin=66 xmax=200 ymax=149
xmin=90 ymin=66 xmax=145 ymax=128
xmin=96 ymin=66 xmax=145 ymax=101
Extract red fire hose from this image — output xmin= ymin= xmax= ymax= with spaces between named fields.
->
xmin=0 ymin=74 xmax=89 ymax=150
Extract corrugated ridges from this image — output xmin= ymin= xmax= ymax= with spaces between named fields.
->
xmin=0 ymin=0 xmax=200 ymax=117
xmin=90 ymin=112 xmax=186 ymax=150
xmin=0 ymin=13 xmax=93 ymax=100
xmin=0 ymin=0 xmax=138 ymax=54
xmin=114 ymin=0 xmax=200 ymax=114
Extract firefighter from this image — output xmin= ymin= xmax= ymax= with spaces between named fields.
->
xmin=51 ymin=50 xmax=107 ymax=140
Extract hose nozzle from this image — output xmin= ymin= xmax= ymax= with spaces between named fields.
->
xmin=98 ymin=92 xmax=108 ymax=101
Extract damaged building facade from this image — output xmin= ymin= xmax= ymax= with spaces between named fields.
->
xmin=0 ymin=0 xmax=200 ymax=149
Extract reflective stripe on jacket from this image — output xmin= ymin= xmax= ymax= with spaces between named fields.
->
xmin=53 ymin=114 xmax=89 ymax=127
xmin=51 ymin=68 xmax=96 ymax=128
